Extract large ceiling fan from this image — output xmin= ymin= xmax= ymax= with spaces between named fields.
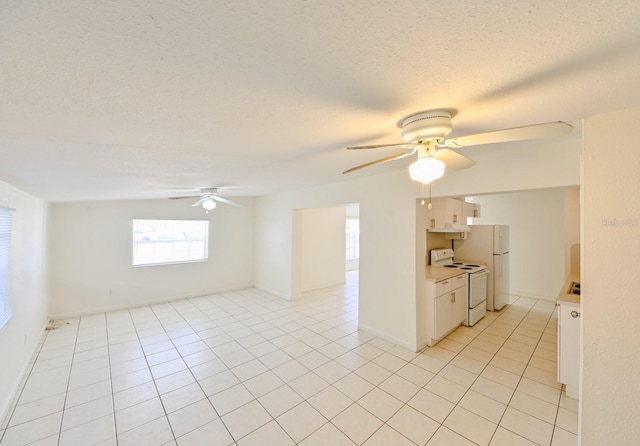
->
xmin=343 ymin=109 xmax=573 ymax=184
xmin=169 ymin=188 xmax=239 ymax=212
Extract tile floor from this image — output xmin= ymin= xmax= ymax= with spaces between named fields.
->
xmin=0 ymin=272 xmax=578 ymax=445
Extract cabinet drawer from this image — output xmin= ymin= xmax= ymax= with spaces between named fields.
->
xmin=435 ymin=278 xmax=454 ymax=295
xmin=452 ymin=274 xmax=466 ymax=290
xmin=436 ymin=274 xmax=465 ymax=295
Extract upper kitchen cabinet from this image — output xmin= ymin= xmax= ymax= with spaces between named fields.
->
xmin=425 ymin=198 xmax=463 ymax=229
xmin=463 ymin=201 xmax=481 ymax=220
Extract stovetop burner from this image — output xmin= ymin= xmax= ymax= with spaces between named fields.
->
xmin=430 ymin=249 xmax=487 ymax=273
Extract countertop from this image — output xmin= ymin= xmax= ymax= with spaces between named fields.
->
xmin=557 ymin=272 xmax=581 ymax=306
xmin=425 ymin=266 xmax=466 ymax=282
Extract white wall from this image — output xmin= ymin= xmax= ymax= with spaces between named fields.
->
xmin=564 ymin=187 xmax=580 ymax=275
xmin=48 ymin=197 xmax=254 ymax=318
xmin=581 ymin=106 xmax=640 ymax=444
xmin=255 ymin=173 xmax=422 ymax=349
xmin=470 ymin=188 xmax=568 ymax=300
xmin=254 ymin=135 xmax=581 ymax=350
xmin=300 ymin=207 xmax=345 ymax=292
xmin=0 ymin=181 xmax=49 ymax=423
xmin=345 ymin=204 xmax=359 ymax=271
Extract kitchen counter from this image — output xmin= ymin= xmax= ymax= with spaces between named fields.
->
xmin=425 ymin=266 xmax=466 ymax=282
xmin=557 ymin=272 xmax=581 ymax=305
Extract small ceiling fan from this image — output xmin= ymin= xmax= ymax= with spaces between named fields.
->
xmin=169 ymin=188 xmax=239 ymax=212
xmin=343 ymin=109 xmax=573 ymax=184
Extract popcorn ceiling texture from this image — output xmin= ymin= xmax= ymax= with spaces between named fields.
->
xmin=0 ymin=0 xmax=639 ymax=201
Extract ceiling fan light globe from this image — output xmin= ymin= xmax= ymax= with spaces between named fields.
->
xmin=408 ymin=158 xmax=445 ymax=184
xmin=202 ymin=198 xmax=217 ymax=210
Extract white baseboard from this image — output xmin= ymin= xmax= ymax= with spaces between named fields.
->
xmin=0 ymin=318 xmax=49 ymax=429
xmin=358 ymin=323 xmax=418 ymax=352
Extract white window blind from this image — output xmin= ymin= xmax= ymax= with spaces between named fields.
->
xmin=0 ymin=207 xmax=12 ymax=330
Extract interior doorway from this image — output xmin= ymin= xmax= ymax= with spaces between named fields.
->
xmin=294 ymin=203 xmax=360 ymax=300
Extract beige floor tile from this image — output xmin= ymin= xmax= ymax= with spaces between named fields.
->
xmin=334 ymin=373 xmax=375 ymax=401
xmin=7 ymin=276 xmax=578 ymax=446
xmin=444 ymin=406 xmax=497 ymax=446
xmin=490 ymin=426 xmax=537 ymax=445
xmin=298 ymin=422 xmax=356 ymax=446
xmin=354 ymin=361 xmax=393 ymax=386
xmin=362 ymin=424 xmax=414 ymax=445
xmin=221 ymin=400 xmax=272 ymax=441
xmin=425 ymin=375 xmax=468 ymax=404
xmin=387 ymin=405 xmax=439 ymax=445
xmin=500 ymin=407 xmax=554 ymax=445
xmin=555 ymin=407 xmax=579 ymax=434
xmin=509 ymin=391 xmax=558 ymax=424
xmin=427 ymin=426 xmax=477 ymax=445
xmin=551 ymin=426 xmax=579 ymax=446
xmin=167 ymin=399 xmax=218 ymax=438
xmin=357 ymin=387 xmax=403 ymax=422
xmin=276 ymin=401 xmax=327 ymax=443
xmin=458 ymin=390 xmax=507 ymax=424
xmin=331 ymin=403 xmax=383 ymax=445
xmin=242 ymin=370 xmax=284 ymax=398
xmin=408 ymin=388 xmax=455 ymax=423
xmin=395 ymin=362 xmax=435 ymax=387
xmin=258 ymin=384 xmax=304 ymax=418
xmin=236 ymin=420 xmax=294 ymax=446
xmin=378 ymin=374 xmax=421 ymax=402
xmin=175 ymin=419 xmax=234 ymax=446
xmin=307 ymin=386 xmax=353 ymax=420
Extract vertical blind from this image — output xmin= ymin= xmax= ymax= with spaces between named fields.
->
xmin=0 ymin=206 xmax=12 ymax=330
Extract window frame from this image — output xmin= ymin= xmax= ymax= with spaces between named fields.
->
xmin=0 ymin=206 xmax=13 ymax=330
xmin=132 ymin=218 xmax=210 ymax=267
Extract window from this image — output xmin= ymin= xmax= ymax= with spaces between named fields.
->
xmin=133 ymin=219 xmax=209 ymax=266
xmin=0 ymin=207 xmax=12 ymax=330
xmin=345 ymin=218 xmax=360 ymax=260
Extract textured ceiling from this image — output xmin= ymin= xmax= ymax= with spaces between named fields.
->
xmin=1 ymin=0 xmax=640 ymax=202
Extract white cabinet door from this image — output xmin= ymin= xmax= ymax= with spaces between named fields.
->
xmin=558 ymin=303 xmax=580 ymax=398
xmin=434 ymin=293 xmax=452 ymax=340
xmin=451 ymin=287 xmax=466 ymax=326
xmin=425 ymin=201 xmax=447 ymax=229
xmin=444 ymin=198 xmax=463 ymax=224
xmin=425 ymin=198 xmax=465 ymax=229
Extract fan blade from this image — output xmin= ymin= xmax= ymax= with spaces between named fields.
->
xmin=443 ymin=121 xmax=573 ymax=148
xmin=169 ymin=195 xmax=201 ymax=200
xmin=342 ymin=152 xmax=412 ymax=174
xmin=191 ymin=198 xmax=206 ymax=207
xmin=213 ymin=196 xmax=240 ymax=207
xmin=348 ymin=142 xmax=418 ymax=150
xmin=435 ymin=148 xmax=477 ymax=170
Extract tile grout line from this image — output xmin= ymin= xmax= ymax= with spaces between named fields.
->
xmin=56 ymin=316 xmax=82 ymax=446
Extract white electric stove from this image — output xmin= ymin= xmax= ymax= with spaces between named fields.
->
xmin=430 ymin=249 xmax=489 ymax=326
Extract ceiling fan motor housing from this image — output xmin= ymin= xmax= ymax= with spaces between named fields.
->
xmin=400 ymin=109 xmax=454 ymax=142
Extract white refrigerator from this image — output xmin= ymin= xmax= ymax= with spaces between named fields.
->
xmin=453 ymin=225 xmax=510 ymax=311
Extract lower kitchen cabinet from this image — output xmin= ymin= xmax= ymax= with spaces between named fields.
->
xmin=427 ymin=273 xmax=466 ymax=346
xmin=557 ymin=301 xmax=580 ymax=399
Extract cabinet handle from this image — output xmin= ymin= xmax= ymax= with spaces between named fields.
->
xmin=442 ymin=281 xmax=449 ymax=285
xmin=430 ymin=218 xmax=435 ymax=228
xmin=451 ymin=292 xmax=455 ymax=302
xmin=453 ymin=214 xmax=458 ymax=223
xmin=571 ymin=310 xmax=581 ymax=318
xmin=474 ymin=209 xmax=479 ymax=217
